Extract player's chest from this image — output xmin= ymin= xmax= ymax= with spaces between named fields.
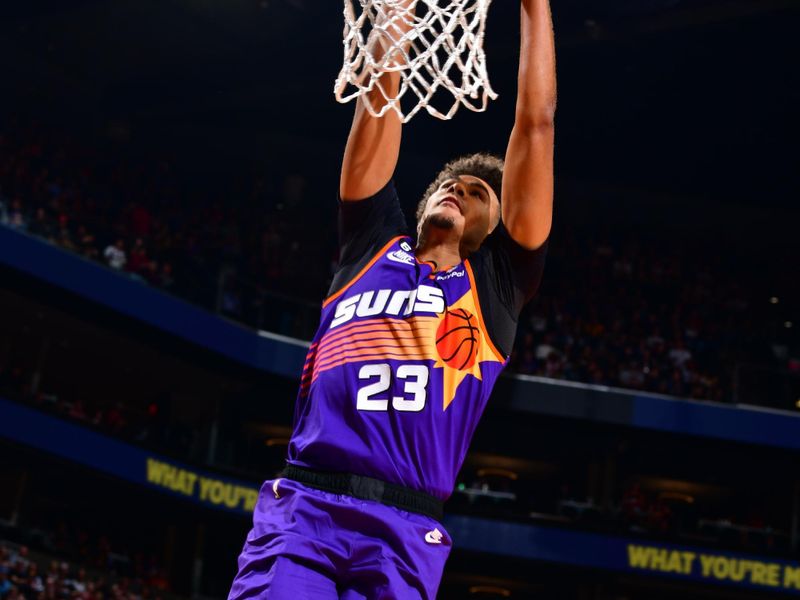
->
xmin=328 ymin=244 xmax=472 ymax=329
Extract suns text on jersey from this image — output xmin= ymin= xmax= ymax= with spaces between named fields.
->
xmin=330 ymin=285 xmax=445 ymax=329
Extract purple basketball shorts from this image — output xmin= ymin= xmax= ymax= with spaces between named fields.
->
xmin=228 ymin=478 xmax=452 ymax=599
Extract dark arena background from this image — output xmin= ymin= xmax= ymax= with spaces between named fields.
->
xmin=1 ymin=0 xmax=799 ymax=598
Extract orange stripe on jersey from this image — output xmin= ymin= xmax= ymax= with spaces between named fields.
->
xmin=300 ymin=341 xmax=320 ymax=373
xmin=315 ymin=340 xmax=433 ymax=370
xmin=322 ymin=236 xmax=406 ymax=309
xmin=319 ymin=332 xmax=430 ymax=355
xmin=303 ymin=314 xmax=441 ymax=386
xmin=464 ymin=259 xmax=506 ymax=362
xmin=316 ymin=316 xmax=435 ymax=352
xmin=322 ymin=330 xmax=429 ymax=352
xmin=320 ymin=328 xmax=429 ymax=354
xmin=312 ymin=350 xmax=436 ymax=380
xmin=319 ymin=323 xmax=401 ymax=350
xmin=316 ymin=346 xmax=432 ymax=366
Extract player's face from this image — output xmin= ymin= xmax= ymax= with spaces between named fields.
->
xmin=421 ymin=175 xmax=500 ymax=251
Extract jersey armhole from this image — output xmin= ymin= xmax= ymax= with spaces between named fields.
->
xmin=465 ymin=259 xmax=509 ymax=363
xmin=322 ymin=236 xmax=406 ymax=308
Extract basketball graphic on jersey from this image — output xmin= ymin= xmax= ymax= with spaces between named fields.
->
xmin=435 ymin=308 xmax=480 ymax=370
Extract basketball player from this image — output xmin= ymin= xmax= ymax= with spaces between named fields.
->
xmin=229 ymin=0 xmax=555 ymax=597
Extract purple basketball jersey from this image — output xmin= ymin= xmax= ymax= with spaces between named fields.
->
xmin=288 ymin=236 xmax=509 ymax=500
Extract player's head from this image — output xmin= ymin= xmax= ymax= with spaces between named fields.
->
xmin=416 ymin=153 xmax=503 ymax=255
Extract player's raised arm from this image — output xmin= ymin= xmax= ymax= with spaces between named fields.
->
xmin=339 ymin=2 xmax=415 ymax=202
xmin=501 ymin=0 xmax=557 ymax=250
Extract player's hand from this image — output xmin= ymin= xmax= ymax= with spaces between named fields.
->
xmin=371 ymin=0 xmax=417 ymax=63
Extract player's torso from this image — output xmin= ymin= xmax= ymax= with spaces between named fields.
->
xmin=288 ymin=237 xmax=508 ymax=499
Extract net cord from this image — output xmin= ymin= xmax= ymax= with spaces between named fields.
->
xmin=334 ymin=0 xmax=497 ymax=123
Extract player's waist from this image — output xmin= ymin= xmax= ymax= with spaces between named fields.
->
xmin=281 ymin=463 xmax=444 ymax=522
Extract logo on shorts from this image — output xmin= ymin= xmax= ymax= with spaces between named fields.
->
xmin=424 ymin=528 xmax=444 ymax=545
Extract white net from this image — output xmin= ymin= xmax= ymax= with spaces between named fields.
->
xmin=334 ymin=0 xmax=497 ymax=123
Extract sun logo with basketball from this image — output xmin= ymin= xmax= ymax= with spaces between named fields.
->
xmin=435 ymin=308 xmax=480 ymax=371
xmin=429 ymin=292 xmax=505 ymax=411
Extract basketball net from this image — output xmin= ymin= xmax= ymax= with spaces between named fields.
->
xmin=335 ymin=0 xmax=497 ymax=123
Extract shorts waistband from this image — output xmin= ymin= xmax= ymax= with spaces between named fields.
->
xmin=281 ymin=464 xmax=444 ymax=522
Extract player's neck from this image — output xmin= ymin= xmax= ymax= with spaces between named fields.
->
xmin=415 ymin=239 xmax=462 ymax=272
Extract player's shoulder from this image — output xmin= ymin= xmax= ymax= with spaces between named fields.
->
xmin=462 ymin=242 xmax=518 ymax=357
xmin=466 ymin=219 xmax=548 ymax=344
xmin=330 ymin=182 xmax=410 ymax=301
xmin=469 ymin=220 xmax=548 ymax=274
xmin=339 ymin=178 xmax=401 ymax=210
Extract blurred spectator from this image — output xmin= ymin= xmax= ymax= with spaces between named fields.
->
xmin=7 ymin=199 xmax=27 ymax=230
xmin=75 ymin=225 xmax=98 ymax=260
xmin=621 ymin=483 xmax=647 ymax=529
xmin=28 ymin=208 xmax=54 ymax=241
xmin=0 ymin=572 xmax=10 ymax=597
xmin=9 ymin=546 xmax=30 ymax=574
xmin=158 ymin=262 xmax=175 ymax=290
xmin=56 ymin=214 xmax=77 ymax=252
xmin=668 ymin=336 xmax=692 ymax=369
xmin=126 ymin=238 xmax=148 ymax=276
xmin=105 ymin=403 xmax=127 ymax=434
xmin=104 ymin=239 xmax=127 ymax=271
xmin=128 ymin=203 xmax=152 ymax=238
xmin=0 ymin=191 xmax=8 ymax=224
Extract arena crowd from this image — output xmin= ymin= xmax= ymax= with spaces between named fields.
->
xmin=0 ymin=122 xmax=794 ymax=404
xmin=0 ymin=542 xmax=169 ymax=600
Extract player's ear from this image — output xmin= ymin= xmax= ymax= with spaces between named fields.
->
xmin=488 ymin=193 xmax=501 ymax=232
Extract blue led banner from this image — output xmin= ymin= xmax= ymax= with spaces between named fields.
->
xmin=445 ymin=515 xmax=800 ymax=595
xmin=0 ymin=397 xmax=259 ymax=515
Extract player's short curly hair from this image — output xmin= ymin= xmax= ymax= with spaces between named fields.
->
xmin=415 ymin=152 xmax=504 ymax=227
